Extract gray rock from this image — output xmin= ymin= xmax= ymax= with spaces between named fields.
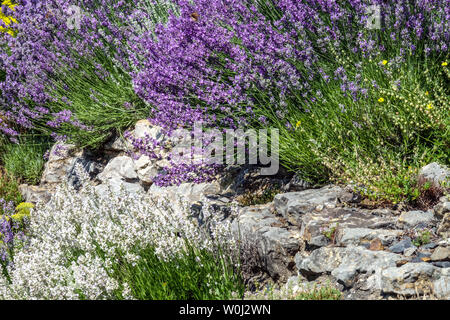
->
xmin=40 ymin=143 xmax=81 ymax=185
xmin=380 ymin=263 xmax=449 ymax=298
xmin=232 ymin=205 xmax=302 ymax=282
xmin=149 ymin=181 xmax=223 ymax=204
xmin=418 ymin=162 xmax=450 ymax=189
xmin=97 ymin=156 xmax=138 ymax=182
xmin=133 ymin=119 xmax=166 ymax=143
xmin=293 ymin=206 xmax=398 ymax=244
xmin=336 ymin=228 xmax=402 ymax=247
xmin=398 ymin=210 xmax=435 ymax=228
xmin=411 ymin=251 xmax=432 ymax=263
xmin=94 ymin=178 xmax=144 ymax=196
xmin=404 ymin=247 xmax=417 ymax=257
xmin=434 ymin=199 xmax=450 ymax=219
xmin=433 ymin=273 xmax=450 ymax=299
xmin=433 ymin=262 xmax=450 ymax=268
xmin=283 ymin=174 xmax=313 ymax=192
xmin=422 ymin=242 xmax=438 ymax=250
xmin=133 ymin=155 xmax=159 ymax=184
xmin=294 ymin=252 xmax=304 ymax=271
xmin=431 ymin=247 xmax=450 ymax=262
xmin=437 ymin=212 xmax=450 ymax=238
xmin=297 ymin=246 xmax=402 ymax=287
xmin=389 ymin=238 xmax=415 ymax=254
xmin=273 ymin=185 xmax=352 ymax=226
xmin=104 ymin=135 xmax=132 ymax=152
xmin=308 ymin=235 xmax=329 ymax=248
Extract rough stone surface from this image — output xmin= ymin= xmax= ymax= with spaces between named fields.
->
xmin=231 ymin=205 xmax=302 ymax=282
xmin=389 ymin=238 xmax=415 ymax=254
xmin=16 ymin=126 xmax=450 ymax=301
xmin=67 ymin=156 xmax=105 ymax=190
xmin=19 ymin=185 xmax=52 ymax=204
xmin=97 ymin=156 xmax=138 ymax=182
xmin=148 ymin=181 xmax=223 ymax=204
xmin=104 ymin=135 xmax=132 ymax=152
xmin=434 ymin=198 xmax=450 ymax=219
xmin=273 ymin=186 xmax=352 ymax=226
xmin=336 ymin=228 xmax=402 ymax=247
xmin=398 ymin=210 xmax=435 ymax=228
xmin=418 ymin=162 xmax=449 ymax=188
xmin=437 ymin=212 xmax=450 ymax=238
xmin=297 ymin=246 xmax=403 ymax=287
xmin=299 ymin=207 xmax=397 ymax=246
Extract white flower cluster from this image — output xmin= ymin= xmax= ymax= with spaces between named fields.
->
xmin=0 ymin=164 xmax=238 ymax=299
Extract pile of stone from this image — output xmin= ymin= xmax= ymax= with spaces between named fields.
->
xmin=19 ymin=120 xmax=450 ymax=300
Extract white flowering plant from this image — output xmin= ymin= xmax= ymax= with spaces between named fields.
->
xmin=0 ymin=164 xmax=244 ymax=300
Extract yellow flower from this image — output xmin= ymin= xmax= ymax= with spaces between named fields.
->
xmin=295 ymin=120 xmax=301 ymax=129
xmin=442 ymin=61 xmax=448 ymax=66
xmin=382 ymin=60 xmax=388 ymax=65
xmin=425 ymin=91 xmax=429 ymax=96
xmin=10 ymin=202 xmax=34 ymax=222
xmin=426 ymin=104 xmax=433 ymax=110
xmin=378 ymin=97 xmax=385 ymax=103
xmin=0 ymin=0 xmax=17 ymax=35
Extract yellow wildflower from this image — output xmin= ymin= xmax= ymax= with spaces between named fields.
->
xmin=442 ymin=61 xmax=448 ymax=67
xmin=378 ymin=97 xmax=385 ymax=103
xmin=11 ymin=202 xmax=34 ymax=222
xmin=426 ymin=104 xmax=433 ymax=110
xmin=0 ymin=0 xmax=17 ymax=35
xmin=295 ymin=120 xmax=301 ymax=129
xmin=425 ymin=91 xmax=429 ymax=96
xmin=382 ymin=60 xmax=388 ymax=65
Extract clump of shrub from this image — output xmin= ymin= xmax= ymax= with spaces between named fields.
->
xmin=0 ymin=164 xmax=244 ymax=300
xmin=412 ymin=229 xmax=432 ymax=247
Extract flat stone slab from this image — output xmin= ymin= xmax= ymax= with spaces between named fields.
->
xmin=97 ymin=156 xmax=138 ymax=182
xmin=299 ymin=207 xmax=397 ymax=245
xmin=398 ymin=210 xmax=435 ymax=228
xmin=336 ymin=228 xmax=403 ymax=247
xmin=273 ymin=185 xmax=353 ymax=226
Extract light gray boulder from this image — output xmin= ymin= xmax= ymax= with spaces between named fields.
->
xmin=297 ymin=246 xmax=403 ymax=288
xmin=94 ymin=177 xmax=144 ymax=196
xmin=418 ymin=162 xmax=449 ymax=189
xmin=40 ymin=143 xmax=81 ymax=185
xmin=380 ymin=263 xmax=449 ymax=299
xmin=398 ymin=210 xmax=435 ymax=228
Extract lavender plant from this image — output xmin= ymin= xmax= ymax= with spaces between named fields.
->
xmin=0 ymin=1 xmax=147 ymax=147
xmin=0 ymin=0 xmax=448 ymax=199
xmin=129 ymin=0 xmax=449 ymax=200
